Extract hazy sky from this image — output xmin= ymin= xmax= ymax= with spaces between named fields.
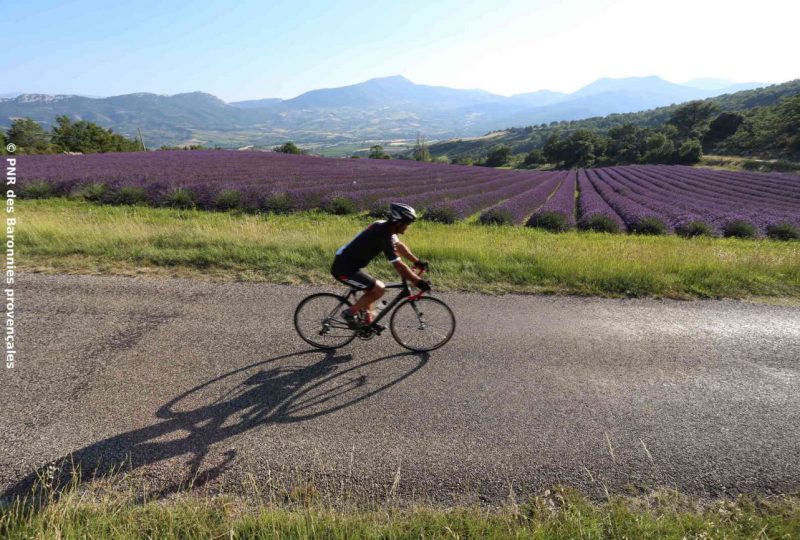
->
xmin=2 ymin=0 xmax=798 ymax=101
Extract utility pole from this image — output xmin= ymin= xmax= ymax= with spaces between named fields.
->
xmin=137 ymin=128 xmax=147 ymax=151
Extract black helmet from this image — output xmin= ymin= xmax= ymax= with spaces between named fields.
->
xmin=389 ymin=202 xmax=417 ymax=223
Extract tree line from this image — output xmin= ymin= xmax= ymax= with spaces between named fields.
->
xmin=1 ymin=116 xmax=141 ymax=154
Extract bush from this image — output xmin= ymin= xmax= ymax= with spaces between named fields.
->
xmin=72 ymin=182 xmax=108 ymax=202
xmin=323 ymin=196 xmax=358 ymax=215
xmin=104 ymin=185 xmax=148 ymax=205
xmin=723 ymin=219 xmax=757 ymax=239
xmin=578 ymin=214 xmax=620 ymax=233
xmin=262 ymin=192 xmax=295 ymax=214
xmin=526 ymin=211 xmax=570 ymax=232
xmin=479 ymin=208 xmax=514 ymax=226
xmin=766 ymin=222 xmax=799 ymax=241
xmin=20 ymin=180 xmax=55 ymax=199
xmin=677 ymin=138 xmax=703 ymax=164
xmin=422 ymin=205 xmax=458 ymax=224
xmin=675 ymin=220 xmax=715 ymax=238
xmin=629 ymin=216 xmax=667 ymax=235
xmin=213 ymin=189 xmax=242 ymax=211
xmin=162 ymin=187 xmax=196 ymax=209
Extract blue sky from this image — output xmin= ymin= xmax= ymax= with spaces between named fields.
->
xmin=2 ymin=0 xmax=798 ymax=101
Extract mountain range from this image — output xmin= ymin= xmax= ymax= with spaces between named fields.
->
xmin=0 ymin=75 xmax=768 ymax=151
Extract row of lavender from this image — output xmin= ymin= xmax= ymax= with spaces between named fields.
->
xmin=15 ymin=151 xmax=800 ymax=237
xmin=580 ymin=166 xmax=800 ymax=236
xmin=16 ymin=150 xmax=557 ymax=219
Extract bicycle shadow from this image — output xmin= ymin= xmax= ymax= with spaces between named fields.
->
xmin=3 ymin=348 xmax=429 ymax=501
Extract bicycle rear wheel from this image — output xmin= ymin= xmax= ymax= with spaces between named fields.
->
xmin=294 ymin=293 xmax=357 ymax=349
xmin=390 ymin=296 xmax=455 ymax=352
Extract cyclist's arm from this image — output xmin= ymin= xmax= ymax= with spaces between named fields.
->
xmin=395 ymin=241 xmax=420 ymax=265
xmin=392 ymin=260 xmax=421 ymax=284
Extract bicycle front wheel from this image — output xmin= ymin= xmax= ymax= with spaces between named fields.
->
xmin=294 ymin=293 xmax=357 ymax=350
xmin=390 ymin=296 xmax=455 ymax=352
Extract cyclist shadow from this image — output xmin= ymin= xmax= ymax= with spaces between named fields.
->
xmin=3 ymin=348 xmax=429 ymax=502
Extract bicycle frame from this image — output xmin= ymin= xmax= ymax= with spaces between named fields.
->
xmin=340 ymin=269 xmax=427 ymax=329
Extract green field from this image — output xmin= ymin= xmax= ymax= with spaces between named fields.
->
xmin=19 ymin=199 xmax=800 ymax=299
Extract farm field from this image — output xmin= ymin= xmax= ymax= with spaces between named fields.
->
xmin=15 ymin=150 xmax=800 ymax=238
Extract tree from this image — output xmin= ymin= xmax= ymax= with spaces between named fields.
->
xmin=522 ymin=149 xmax=546 ymax=167
xmin=560 ymin=129 xmax=606 ymax=168
xmin=483 ymin=144 xmax=512 ymax=167
xmin=51 ymin=115 xmax=139 ymax=153
xmin=641 ymin=132 xmax=676 ymax=164
xmin=412 ymin=133 xmax=430 ymax=162
xmin=273 ymin=142 xmax=303 ymax=154
xmin=543 ymin=134 xmax=566 ymax=165
xmin=368 ymin=145 xmax=390 ymax=159
xmin=607 ymin=123 xmax=642 ymax=164
xmin=669 ymin=101 xmax=719 ymax=139
xmin=0 ymin=130 xmax=6 ymax=155
xmin=703 ymin=112 xmax=744 ymax=150
xmin=7 ymin=118 xmax=51 ymax=153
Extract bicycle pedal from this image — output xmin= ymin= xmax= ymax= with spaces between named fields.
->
xmin=374 ymin=324 xmax=386 ymax=334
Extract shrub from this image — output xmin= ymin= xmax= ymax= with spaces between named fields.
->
xmin=578 ymin=214 xmax=620 ymax=233
xmin=675 ymin=220 xmax=715 ymax=238
xmin=104 ymin=186 xmax=148 ymax=205
xmin=629 ymin=216 xmax=667 ymax=235
xmin=263 ymin=192 xmax=295 ymax=214
xmin=162 ymin=187 xmax=196 ymax=209
xmin=367 ymin=202 xmax=391 ymax=219
xmin=526 ymin=211 xmax=570 ymax=232
xmin=766 ymin=222 xmax=799 ymax=241
xmin=323 ymin=196 xmax=358 ymax=215
xmin=72 ymin=182 xmax=108 ymax=202
xmin=478 ymin=208 xmax=514 ymax=226
xmin=20 ymin=180 xmax=55 ymax=199
xmin=213 ymin=189 xmax=242 ymax=211
xmin=422 ymin=205 xmax=458 ymax=224
xmin=723 ymin=219 xmax=757 ymax=239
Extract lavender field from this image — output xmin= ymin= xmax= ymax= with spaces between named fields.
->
xmin=15 ymin=151 xmax=800 ymax=237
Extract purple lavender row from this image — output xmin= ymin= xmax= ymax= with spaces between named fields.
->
xmin=599 ymin=168 xmax=717 ymax=232
xmin=576 ymin=170 xmax=625 ymax=230
xmin=619 ymin=167 xmax=798 ymax=219
xmin=442 ymin=174 xmax=551 ymax=218
xmin=637 ymin=165 xmax=800 ymax=207
xmin=587 ymin=169 xmax=675 ymax=230
xmin=527 ymin=171 xmax=577 ymax=227
xmin=480 ymin=172 xmax=564 ymax=224
xmin=615 ymin=167 xmax=800 ymax=233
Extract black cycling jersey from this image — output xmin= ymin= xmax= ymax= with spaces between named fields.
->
xmin=335 ymin=220 xmax=399 ymax=270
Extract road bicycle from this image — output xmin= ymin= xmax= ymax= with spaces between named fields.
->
xmin=294 ymin=268 xmax=455 ymax=352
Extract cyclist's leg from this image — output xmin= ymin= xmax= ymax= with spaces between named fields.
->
xmin=331 ymin=260 xmax=385 ymax=318
xmin=351 ymin=279 xmax=385 ymax=320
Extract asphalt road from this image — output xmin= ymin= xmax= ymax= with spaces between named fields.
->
xmin=2 ymin=273 xmax=799 ymax=504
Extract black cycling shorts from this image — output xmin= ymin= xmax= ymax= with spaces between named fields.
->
xmin=331 ymin=256 xmax=377 ymax=291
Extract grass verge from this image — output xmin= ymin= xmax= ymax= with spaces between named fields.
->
xmin=3 ymin=484 xmax=799 ymax=539
xmin=18 ymin=199 xmax=800 ymax=299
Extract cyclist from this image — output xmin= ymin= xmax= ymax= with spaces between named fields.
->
xmin=331 ymin=202 xmax=430 ymax=329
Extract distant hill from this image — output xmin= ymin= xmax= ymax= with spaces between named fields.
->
xmin=0 ymin=75 xmax=774 ymax=150
xmin=420 ymin=79 xmax=800 ymax=161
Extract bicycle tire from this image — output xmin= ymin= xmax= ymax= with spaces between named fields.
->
xmin=294 ymin=293 xmax=357 ymax=350
xmin=390 ymin=296 xmax=455 ymax=352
